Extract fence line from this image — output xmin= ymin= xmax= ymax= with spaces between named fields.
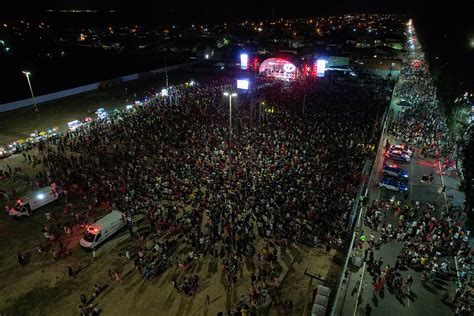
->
xmin=0 ymin=62 xmax=199 ymax=113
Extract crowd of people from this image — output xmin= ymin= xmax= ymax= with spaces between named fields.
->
xmin=389 ymin=60 xmax=452 ymax=160
xmin=3 ymin=74 xmax=388 ymax=314
xmin=364 ymin=197 xmax=471 ymax=314
xmin=361 ymin=42 xmax=472 ymax=315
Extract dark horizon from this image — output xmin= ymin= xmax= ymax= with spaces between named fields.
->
xmin=0 ymin=1 xmax=433 ymax=23
xmin=1 ymin=0 xmax=473 ymax=98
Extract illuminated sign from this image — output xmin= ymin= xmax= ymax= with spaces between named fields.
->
xmin=240 ymin=53 xmax=248 ymax=70
xmin=237 ymin=79 xmax=249 ymax=90
xmin=316 ymin=59 xmax=327 ymax=77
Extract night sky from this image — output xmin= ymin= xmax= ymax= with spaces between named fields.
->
xmin=0 ymin=1 xmax=468 ymax=22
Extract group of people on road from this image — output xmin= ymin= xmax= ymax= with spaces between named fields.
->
xmin=365 ymin=197 xmax=471 ymax=314
xmin=363 ymin=43 xmax=472 ymax=315
xmin=389 ymin=59 xmax=452 ymax=160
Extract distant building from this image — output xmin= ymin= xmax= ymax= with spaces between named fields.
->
xmin=353 ymin=58 xmax=402 ymax=80
xmin=327 ymin=56 xmax=350 ymax=67
xmin=381 ymin=38 xmax=405 ymax=50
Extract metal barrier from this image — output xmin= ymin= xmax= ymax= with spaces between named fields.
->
xmin=330 ymin=95 xmax=391 ymax=316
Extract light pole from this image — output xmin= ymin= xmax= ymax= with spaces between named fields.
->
xmin=223 ymin=92 xmax=237 ymax=177
xmin=163 ymin=51 xmax=172 ymax=106
xmin=22 ymin=70 xmax=41 ymax=130
xmin=22 ymin=71 xmax=38 ymax=112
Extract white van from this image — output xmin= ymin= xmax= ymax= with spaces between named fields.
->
xmin=8 ymin=186 xmax=59 ymax=217
xmin=68 ymin=120 xmax=83 ymax=131
xmin=80 ymin=210 xmax=125 ymax=249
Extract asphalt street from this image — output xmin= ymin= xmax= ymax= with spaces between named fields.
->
xmin=337 ymin=101 xmax=462 ymax=316
xmin=337 ymin=85 xmax=464 ymax=316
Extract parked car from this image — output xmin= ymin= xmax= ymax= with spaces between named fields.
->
xmin=0 ymin=147 xmax=12 ymax=159
xmin=389 ymin=145 xmax=413 ymax=157
xmin=386 ymin=149 xmax=410 ymax=162
xmin=379 ymin=176 xmax=409 ymax=193
xmin=382 ymin=163 xmax=409 ymax=179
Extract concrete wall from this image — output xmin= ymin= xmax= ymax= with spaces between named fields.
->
xmin=0 ymin=83 xmax=99 ymax=112
xmin=0 ymin=62 xmax=197 ymax=113
xmin=328 ymin=56 xmax=350 ymax=67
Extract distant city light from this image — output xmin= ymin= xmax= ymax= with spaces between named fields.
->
xmin=240 ymin=53 xmax=248 ymax=70
xmin=205 ymin=54 xmax=209 ymax=59
xmin=161 ymin=88 xmax=168 ymax=96
xmin=237 ymin=79 xmax=249 ymax=90
xmin=469 ymin=36 xmax=474 ymax=48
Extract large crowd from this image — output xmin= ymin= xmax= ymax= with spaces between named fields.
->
xmin=2 ymin=75 xmax=388 ymax=314
xmin=389 ymin=61 xmax=452 ymax=160
xmin=363 ymin=46 xmax=472 ymax=315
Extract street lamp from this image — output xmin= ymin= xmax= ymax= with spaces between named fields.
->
xmin=22 ymin=70 xmax=41 ymax=129
xmin=22 ymin=71 xmax=38 ymax=113
xmin=223 ymin=92 xmax=237 ymax=177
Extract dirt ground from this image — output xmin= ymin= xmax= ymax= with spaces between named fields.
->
xmin=0 ymin=72 xmax=343 ymax=315
xmin=0 ymin=154 xmax=343 ymax=315
xmin=0 ymin=69 xmax=215 ymax=146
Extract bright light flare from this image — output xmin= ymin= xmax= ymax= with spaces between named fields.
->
xmin=240 ymin=53 xmax=248 ymax=70
xmin=237 ymin=79 xmax=249 ymax=90
xmin=223 ymin=92 xmax=237 ymax=97
xmin=316 ymin=59 xmax=327 ymax=77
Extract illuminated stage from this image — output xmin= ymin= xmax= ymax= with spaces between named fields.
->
xmin=259 ymin=58 xmax=299 ymax=80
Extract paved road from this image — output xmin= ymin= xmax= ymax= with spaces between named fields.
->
xmin=338 ymin=99 xmax=462 ymax=316
xmin=336 ymin=22 xmax=466 ymax=315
